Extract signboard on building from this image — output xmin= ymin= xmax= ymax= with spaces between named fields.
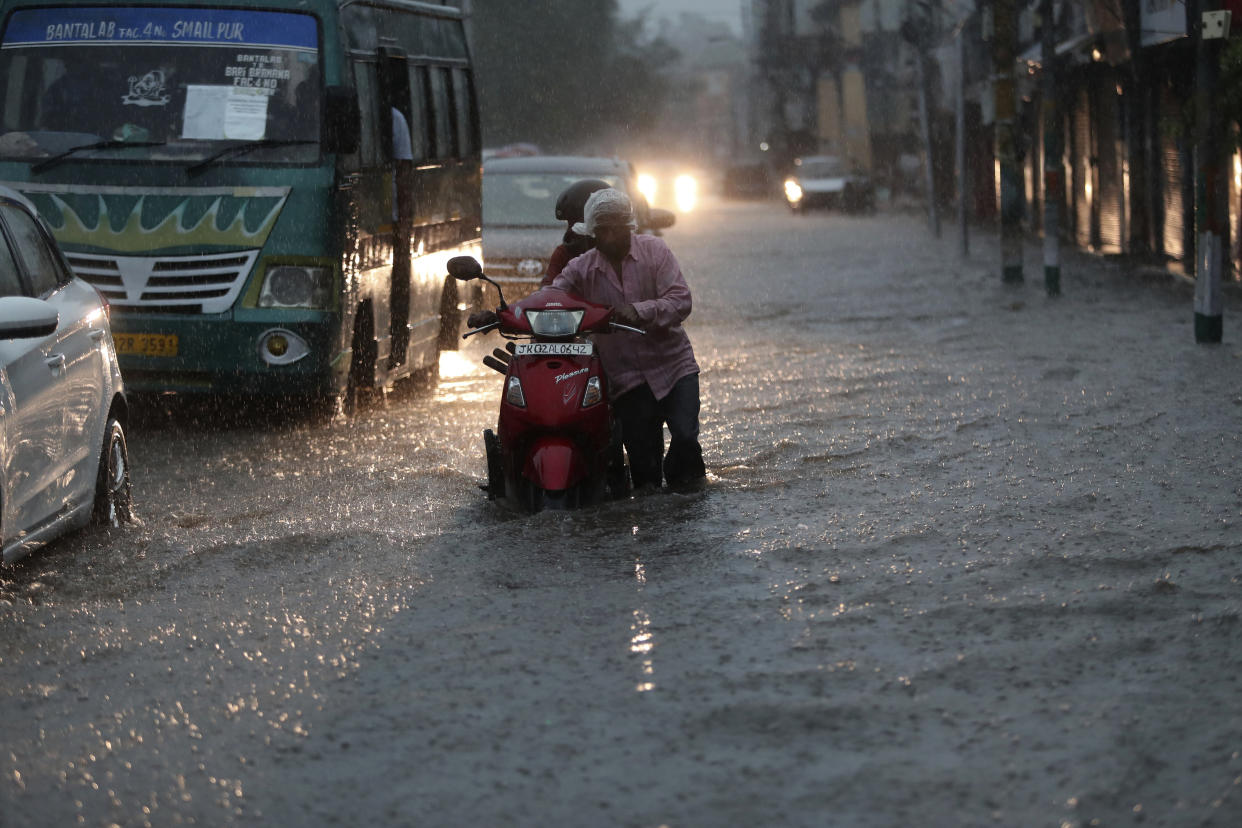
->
xmin=1141 ymin=0 xmax=1186 ymax=46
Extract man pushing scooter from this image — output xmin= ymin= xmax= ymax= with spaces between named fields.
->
xmin=549 ymin=188 xmax=706 ymax=492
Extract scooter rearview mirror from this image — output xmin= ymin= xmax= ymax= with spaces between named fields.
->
xmin=447 ymin=255 xmax=483 ymax=281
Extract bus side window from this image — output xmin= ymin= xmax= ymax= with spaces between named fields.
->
xmin=405 ymin=64 xmax=431 ymax=162
xmin=451 ymin=68 xmax=478 ymax=158
xmin=428 ymin=66 xmax=454 ymax=160
xmin=352 ymin=61 xmax=379 ymax=167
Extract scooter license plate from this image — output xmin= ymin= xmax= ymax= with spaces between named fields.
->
xmin=514 ymin=342 xmax=593 ymax=356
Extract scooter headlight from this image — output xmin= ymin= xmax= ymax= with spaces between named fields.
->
xmin=582 ymin=375 xmax=602 ymax=407
xmin=524 ymin=309 xmax=583 ymax=337
xmin=506 ymin=375 xmax=526 ymax=408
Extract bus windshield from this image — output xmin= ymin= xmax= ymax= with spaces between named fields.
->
xmin=0 ymin=6 xmax=321 ymax=164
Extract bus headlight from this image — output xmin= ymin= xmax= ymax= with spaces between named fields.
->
xmin=259 ymin=265 xmax=333 ymax=309
xmin=258 ymin=328 xmax=310 ymax=365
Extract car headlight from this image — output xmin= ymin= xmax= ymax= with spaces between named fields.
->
xmin=674 ymin=174 xmax=697 ymax=212
xmin=637 ymin=173 xmax=658 ymax=205
xmin=784 ymin=179 xmax=803 ymax=203
xmin=259 ymin=265 xmax=333 ymax=309
xmin=524 ymin=309 xmax=583 ymax=337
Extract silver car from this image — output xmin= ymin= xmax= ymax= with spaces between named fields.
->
xmin=482 ymin=155 xmax=674 ymax=299
xmin=0 ymin=185 xmax=131 ymax=564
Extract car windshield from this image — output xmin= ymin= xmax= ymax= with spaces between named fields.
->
xmin=484 ymin=172 xmax=623 ymax=227
xmin=798 ymin=158 xmax=846 ymax=178
xmin=0 ymin=6 xmax=321 ymax=164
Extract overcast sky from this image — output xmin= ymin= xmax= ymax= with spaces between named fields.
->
xmin=616 ymin=0 xmax=742 ymax=36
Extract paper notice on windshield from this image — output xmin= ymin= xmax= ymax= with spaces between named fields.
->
xmin=182 ymin=85 xmax=269 ymax=140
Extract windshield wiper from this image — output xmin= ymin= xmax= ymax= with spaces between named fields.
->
xmin=187 ymin=139 xmax=318 ymax=176
xmin=32 ymin=140 xmax=167 ymax=174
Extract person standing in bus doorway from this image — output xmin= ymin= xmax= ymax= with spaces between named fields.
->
xmin=388 ymin=106 xmax=414 ymax=367
xmin=550 ymin=188 xmax=706 ymax=492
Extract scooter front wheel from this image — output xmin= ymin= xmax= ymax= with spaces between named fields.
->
xmin=484 ymin=429 xmax=504 ymax=500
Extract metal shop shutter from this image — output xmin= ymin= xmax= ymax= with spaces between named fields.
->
xmin=1160 ymin=88 xmax=1187 ymax=263
xmin=1093 ymin=75 xmax=1125 ymax=253
xmin=1072 ymin=87 xmax=1092 ymax=249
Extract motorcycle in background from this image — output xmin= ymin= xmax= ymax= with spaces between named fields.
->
xmin=449 ymin=256 xmax=640 ymax=511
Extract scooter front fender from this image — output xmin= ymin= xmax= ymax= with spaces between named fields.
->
xmin=523 ymin=436 xmax=586 ymax=492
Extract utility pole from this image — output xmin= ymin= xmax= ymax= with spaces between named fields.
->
xmin=994 ymin=0 xmax=1023 ymax=283
xmin=956 ymin=22 xmax=969 ymax=257
xmin=904 ymin=3 xmax=940 ymax=238
xmin=1193 ymin=0 xmax=1226 ymax=343
xmin=916 ymin=44 xmax=941 ymax=237
xmin=1040 ymin=0 xmax=1061 ymax=295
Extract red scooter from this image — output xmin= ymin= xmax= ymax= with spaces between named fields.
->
xmin=449 ymin=256 xmax=640 ymax=511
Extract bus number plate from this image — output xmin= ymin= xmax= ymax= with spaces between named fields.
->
xmin=514 ymin=342 xmax=592 ymax=356
xmin=114 ymin=333 xmax=179 ymax=358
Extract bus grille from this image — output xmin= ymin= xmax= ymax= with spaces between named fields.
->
xmin=65 ymin=250 xmax=260 ymax=315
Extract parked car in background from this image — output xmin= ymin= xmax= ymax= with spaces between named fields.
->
xmin=783 ymin=155 xmax=875 ymax=214
xmin=0 ymin=185 xmax=131 ymax=564
xmin=482 ymin=155 xmax=675 ymax=299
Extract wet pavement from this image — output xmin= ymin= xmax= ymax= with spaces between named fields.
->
xmin=2 ymin=200 xmax=1241 ymax=827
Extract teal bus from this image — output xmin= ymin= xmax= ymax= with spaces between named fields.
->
xmin=0 ymin=0 xmax=481 ymax=413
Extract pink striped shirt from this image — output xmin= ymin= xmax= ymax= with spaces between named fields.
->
xmin=550 ymin=233 xmax=699 ymax=400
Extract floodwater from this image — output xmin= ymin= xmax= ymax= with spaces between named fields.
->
xmin=2 ymin=201 xmax=1241 ymax=827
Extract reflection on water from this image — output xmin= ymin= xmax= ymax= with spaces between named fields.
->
xmin=438 ymin=349 xmax=482 ymax=380
xmin=435 ymin=349 xmax=495 ymax=404
xmin=631 ymin=560 xmax=655 ymax=692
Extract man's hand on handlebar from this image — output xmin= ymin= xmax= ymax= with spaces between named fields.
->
xmin=467 ymin=309 xmax=499 ymax=328
xmin=611 ymin=303 xmax=641 ymax=327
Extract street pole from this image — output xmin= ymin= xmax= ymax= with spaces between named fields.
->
xmin=1040 ymin=0 xmax=1061 ymax=296
xmin=957 ymin=23 xmax=969 ymax=257
xmin=1193 ymin=0 xmax=1225 ymax=343
xmin=916 ymin=47 xmax=941 ymax=238
xmin=994 ymin=0 xmax=1023 ymax=283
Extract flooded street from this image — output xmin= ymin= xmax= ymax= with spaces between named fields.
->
xmin=3 ymin=201 xmax=1241 ymax=827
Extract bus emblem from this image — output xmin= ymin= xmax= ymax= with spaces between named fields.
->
xmin=122 ymin=70 xmax=171 ymax=107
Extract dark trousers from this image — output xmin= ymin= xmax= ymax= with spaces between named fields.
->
xmin=613 ymin=373 xmax=705 ymax=489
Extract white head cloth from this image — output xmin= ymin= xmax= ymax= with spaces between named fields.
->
xmin=571 ymin=187 xmax=637 ymax=237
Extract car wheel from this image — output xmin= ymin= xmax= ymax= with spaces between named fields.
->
xmin=93 ymin=417 xmax=132 ymax=526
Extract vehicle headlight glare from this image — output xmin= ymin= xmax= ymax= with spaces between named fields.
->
xmin=524 ymin=309 xmax=583 ymax=337
xmin=506 ymin=375 xmax=526 ymax=408
xmin=785 ymin=179 xmax=803 ymax=203
xmin=582 ymin=376 xmax=602 ymax=407
xmin=674 ymin=174 xmax=697 ymax=212
xmin=260 ymin=265 xmax=333 ymax=309
xmin=637 ymin=173 xmax=658 ymax=205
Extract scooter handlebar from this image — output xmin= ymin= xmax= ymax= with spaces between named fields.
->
xmin=610 ymin=322 xmax=646 ymax=335
xmin=462 ymin=321 xmax=501 ymax=339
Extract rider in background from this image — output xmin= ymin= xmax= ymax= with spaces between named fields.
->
xmin=542 ymin=178 xmax=610 ymax=287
